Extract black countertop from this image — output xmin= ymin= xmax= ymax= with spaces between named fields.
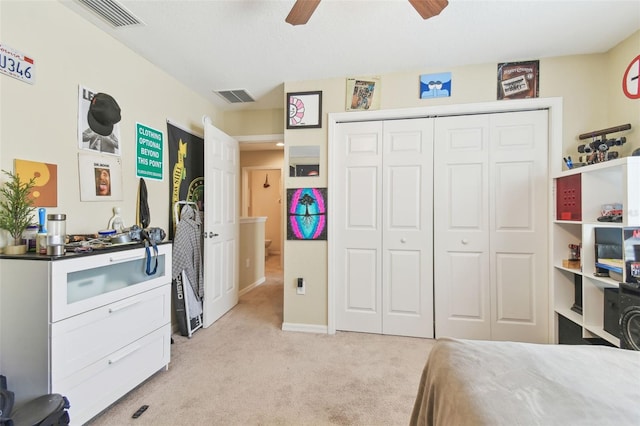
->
xmin=0 ymin=240 xmax=171 ymax=261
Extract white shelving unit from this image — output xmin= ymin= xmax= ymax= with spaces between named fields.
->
xmin=552 ymin=157 xmax=640 ymax=346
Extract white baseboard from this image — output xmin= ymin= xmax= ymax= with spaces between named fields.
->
xmin=281 ymin=322 xmax=328 ymax=334
xmin=239 ymin=277 xmax=266 ymax=297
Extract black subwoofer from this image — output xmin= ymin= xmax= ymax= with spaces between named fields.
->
xmin=619 ymin=282 xmax=640 ymax=350
xmin=603 ymin=287 xmax=620 ymax=336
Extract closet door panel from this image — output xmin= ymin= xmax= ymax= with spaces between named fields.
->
xmin=382 ymin=119 xmax=434 ymax=338
xmin=489 ymin=110 xmax=548 ymax=343
xmin=335 ymin=122 xmax=383 ymax=334
xmin=386 ymin=250 xmax=421 ymax=313
xmin=449 ymin=163 xmax=485 ymax=229
xmin=495 ymin=253 xmax=534 ymax=322
xmin=494 ymin=162 xmax=534 ymax=229
xmin=345 ymin=249 xmax=379 ymax=310
xmin=434 ymin=115 xmax=491 ymax=339
xmin=347 ymin=167 xmax=378 ymax=228
xmin=447 ymin=252 xmax=487 ymax=318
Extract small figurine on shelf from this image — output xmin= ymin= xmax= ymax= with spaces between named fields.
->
xmin=568 ymin=243 xmax=581 ymax=261
xmin=107 ymin=206 xmax=125 ymax=232
xmin=563 ymin=243 xmax=581 ymax=269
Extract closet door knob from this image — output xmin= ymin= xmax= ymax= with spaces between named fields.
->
xmin=400 ymin=238 xmax=407 ymax=243
xmin=461 ymin=239 xmax=469 ymax=245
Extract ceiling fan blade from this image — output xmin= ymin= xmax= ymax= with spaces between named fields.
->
xmin=286 ymin=0 xmax=321 ymax=26
xmin=408 ymin=0 xmax=449 ymax=20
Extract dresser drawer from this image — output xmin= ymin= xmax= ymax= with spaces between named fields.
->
xmin=51 ymin=285 xmax=170 ymax=383
xmin=51 ymin=244 xmax=172 ymax=322
xmin=52 ymin=324 xmax=171 ymax=426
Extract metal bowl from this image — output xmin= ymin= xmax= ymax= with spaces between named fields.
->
xmin=110 ymin=233 xmax=132 ymax=244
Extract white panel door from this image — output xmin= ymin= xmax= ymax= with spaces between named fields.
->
xmin=203 ymin=118 xmax=239 ymax=328
xmin=335 ymin=121 xmax=383 ymax=334
xmin=334 ymin=118 xmax=434 ymax=337
xmin=490 ymin=110 xmax=548 ymax=342
xmin=434 ymin=115 xmax=491 ymax=339
xmin=434 ymin=110 xmax=549 ymax=343
xmin=382 ymin=119 xmax=434 ymax=338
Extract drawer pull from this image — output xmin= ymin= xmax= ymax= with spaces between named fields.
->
xmin=109 ymin=254 xmax=141 ymax=263
xmin=108 ymin=344 xmax=142 ymax=364
xmin=108 ymin=298 xmax=141 ymax=313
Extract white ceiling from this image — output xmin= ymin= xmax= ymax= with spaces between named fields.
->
xmin=62 ymin=0 xmax=640 ymax=113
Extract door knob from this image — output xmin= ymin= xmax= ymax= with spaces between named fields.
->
xmin=461 ymin=239 xmax=469 ymax=245
xmin=400 ymin=238 xmax=407 ymax=243
xmin=210 ymin=232 xmax=219 ymax=238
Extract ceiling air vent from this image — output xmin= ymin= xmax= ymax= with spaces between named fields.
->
xmin=75 ymin=0 xmax=144 ymax=28
xmin=215 ymin=89 xmax=256 ymax=104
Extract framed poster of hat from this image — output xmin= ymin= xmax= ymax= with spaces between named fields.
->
xmin=287 ymin=91 xmax=322 ymax=129
xmin=77 ymin=85 xmax=122 ymax=156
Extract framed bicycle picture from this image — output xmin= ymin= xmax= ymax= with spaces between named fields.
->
xmin=287 ymin=91 xmax=322 ymax=129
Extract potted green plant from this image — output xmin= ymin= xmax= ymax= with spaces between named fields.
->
xmin=0 ymin=170 xmax=36 ymax=254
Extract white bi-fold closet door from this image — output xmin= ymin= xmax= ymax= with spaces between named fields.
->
xmin=433 ymin=110 xmax=549 ymax=343
xmin=334 ymin=118 xmax=434 ymax=338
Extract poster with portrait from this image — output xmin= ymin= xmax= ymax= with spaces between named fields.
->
xmin=77 ymin=85 xmax=122 ymax=156
xmin=78 ymin=152 xmax=123 ymax=201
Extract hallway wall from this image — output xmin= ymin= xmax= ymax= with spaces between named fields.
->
xmin=249 ymin=168 xmax=282 ymax=255
xmin=240 ymin=150 xmax=285 ymax=256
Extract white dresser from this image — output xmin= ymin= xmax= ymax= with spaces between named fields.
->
xmin=0 ymin=243 xmax=172 ymax=425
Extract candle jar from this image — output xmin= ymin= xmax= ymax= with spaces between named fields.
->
xmin=22 ymin=224 xmax=38 ymax=252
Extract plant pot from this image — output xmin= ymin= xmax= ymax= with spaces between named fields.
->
xmin=4 ymin=244 xmax=27 ymax=255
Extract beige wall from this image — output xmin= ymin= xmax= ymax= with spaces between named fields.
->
xmin=2 ymin=1 xmax=638 ymax=330
xmin=248 ymin=169 xmax=282 ymax=254
xmin=605 ymin=30 xmax=640 ymax=158
xmin=239 ymin=150 xmax=285 ymax=255
xmin=0 ymin=1 xmax=221 ymax=236
xmin=282 ymin=30 xmax=640 ymax=327
xmin=224 ymin=108 xmax=285 ymax=137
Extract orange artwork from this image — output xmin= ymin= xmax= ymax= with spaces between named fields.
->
xmin=14 ymin=159 xmax=58 ymax=207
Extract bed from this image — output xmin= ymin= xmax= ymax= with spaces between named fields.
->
xmin=410 ymin=338 xmax=640 ymax=425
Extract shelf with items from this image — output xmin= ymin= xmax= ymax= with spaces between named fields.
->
xmin=553 ymin=267 xmax=582 ymax=324
xmin=582 ymin=225 xmax=640 ymax=284
xmin=579 ymin=157 xmax=640 ymax=226
xmin=552 ymin=221 xmax=582 ymax=270
xmin=551 ymin=156 xmax=640 ymax=346
xmin=582 ymin=276 xmax=620 ymax=346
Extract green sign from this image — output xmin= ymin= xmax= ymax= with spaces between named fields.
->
xmin=136 ymin=123 xmax=163 ymax=180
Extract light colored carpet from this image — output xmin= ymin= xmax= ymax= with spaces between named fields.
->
xmin=87 ymin=256 xmax=435 ymax=425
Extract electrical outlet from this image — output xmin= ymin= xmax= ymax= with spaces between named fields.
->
xmin=296 ymin=277 xmax=305 ymax=295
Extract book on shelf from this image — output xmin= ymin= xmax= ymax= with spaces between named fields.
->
xmin=596 ymin=258 xmax=624 ymax=272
